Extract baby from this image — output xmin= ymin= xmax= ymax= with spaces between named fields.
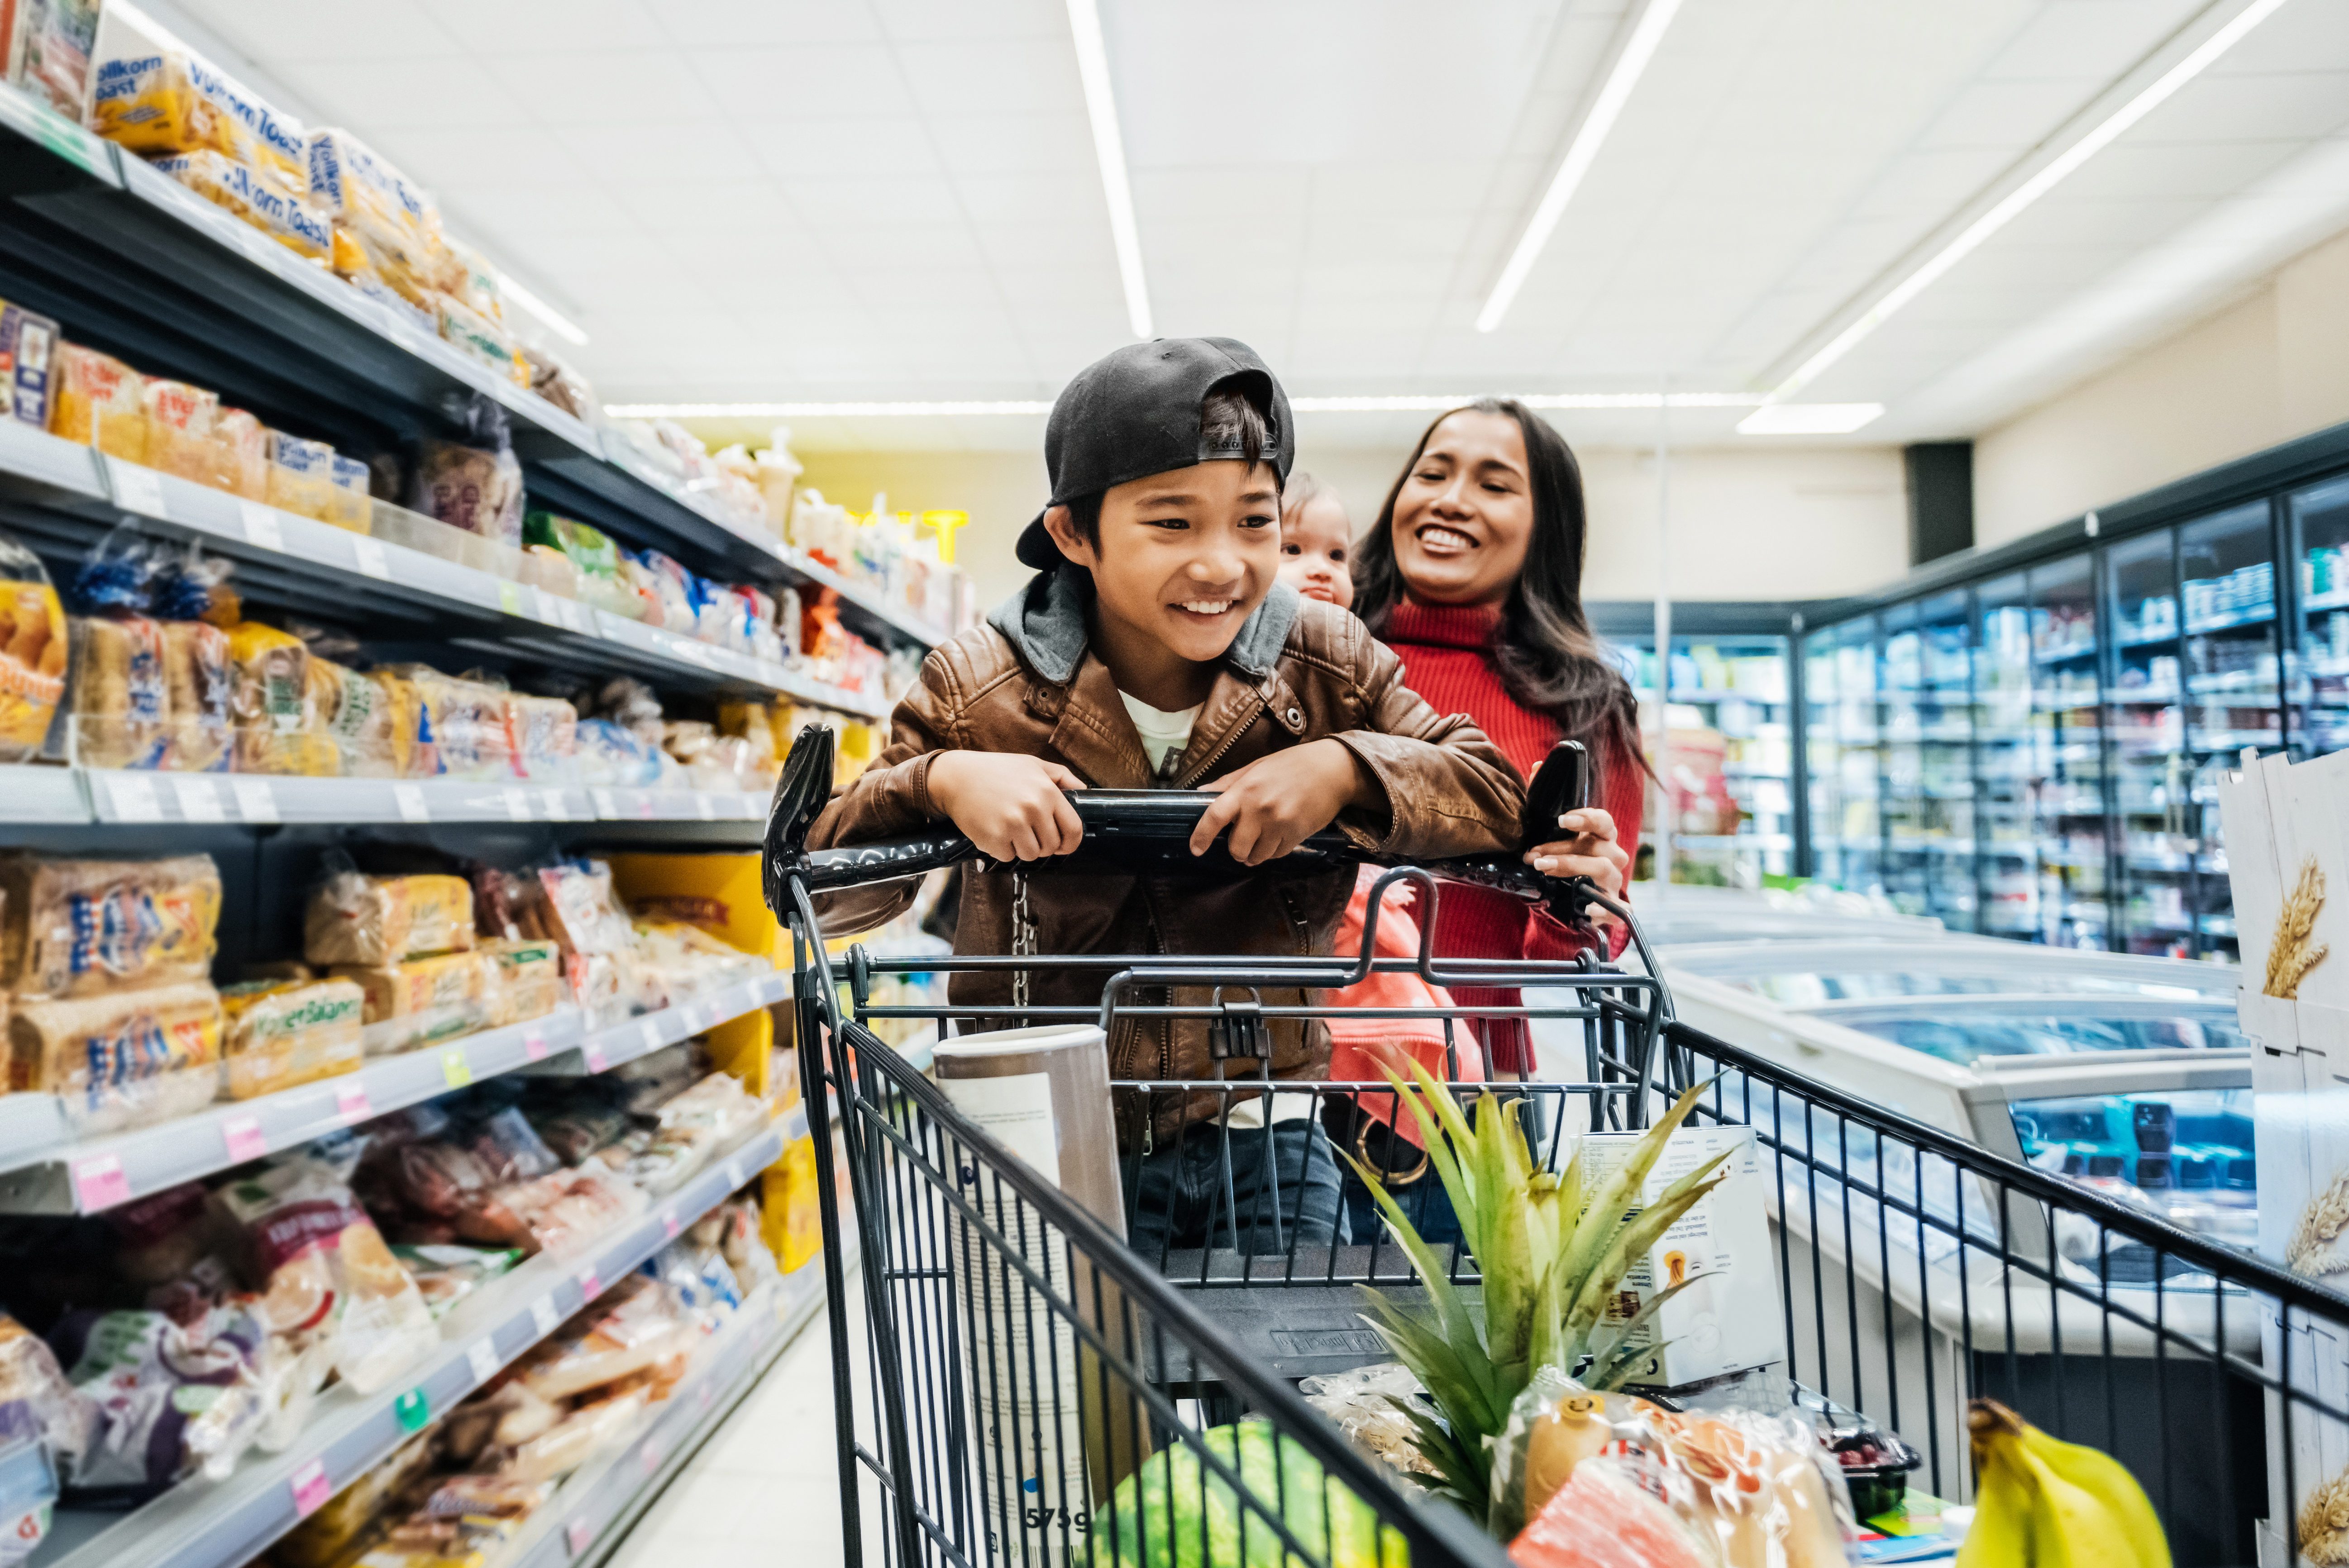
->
xmin=1278 ymin=470 xmax=1353 ymax=610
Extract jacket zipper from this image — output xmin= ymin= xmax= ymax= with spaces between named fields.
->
xmin=1174 ymin=691 xmax=1267 ymax=789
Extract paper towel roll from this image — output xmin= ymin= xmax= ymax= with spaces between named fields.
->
xmin=933 ymin=1023 xmax=1123 ymax=1234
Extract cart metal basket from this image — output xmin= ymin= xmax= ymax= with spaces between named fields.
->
xmin=763 ymin=728 xmax=2349 ymax=1568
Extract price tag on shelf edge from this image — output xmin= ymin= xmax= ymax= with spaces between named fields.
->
xmin=291 ymin=1458 xmax=331 ymax=1519
xmin=173 ymin=777 xmax=225 ymax=823
xmin=566 ymin=1521 xmax=592 ymax=1557
xmin=541 ymin=788 xmax=572 ymax=821
xmin=222 ymin=1115 xmax=267 ymax=1164
xmin=336 ymin=1083 xmax=371 ymax=1123
xmin=638 ymin=1441 xmax=663 ymax=1477
xmin=699 ymin=1379 xmax=715 ymax=1411
xmin=640 ymin=1018 xmax=663 ymax=1054
xmin=693 ymin=791 xmax=715 ymax=821
xmin=239 ymin=501 xmax=286 ymax=552
xmin=724 ymin=1158 xmax=745 ymax=1191
xmin=530 ymin=1295 xmax=559 ymax=1336
xmin=497 ymin=581 xmax=524 ymax=617
xmin=661 ymin=1208 xmax=680 ymax=1240
xmin=502 ymin=786 xmax=531 ymax=822
xmin=392 ymin=783 xmax=430 ymax=823
xmin=108 ymin=458 xmax=166 ymax=519
xmin=589 ymin=786 xmax=618 ymax=818
xmin=524 ymin=1028 xmax=549 ymax=1063
xmin=72 ymin=1155 xmax=129 ymax=1212
xmin=582 ymin=1041 xmax=607 ymax=1072
xmin=467 ymin=1338 xmax=499 ymax=1387
xmin=105 ymin=773 xmax=163 ymax=822
xmin=441 ymin=1047 xmax=472 ymax=1089
xmin=577 ymin=1267 xmax=602 ymax=1302
xmin=230 ymin=777 xmax=279 ymax=824
xmin=394 ymin=1386 xmax=430 ymax=1433
xmin=352 ymin=537 xmax=392 ymax=580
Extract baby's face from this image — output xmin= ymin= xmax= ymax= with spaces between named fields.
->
xmin=1279 ymin=494 xmax=1354 ymax=610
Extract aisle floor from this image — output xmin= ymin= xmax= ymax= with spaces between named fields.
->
xmin=606 ymin=1279 xmax=859 ymax=1568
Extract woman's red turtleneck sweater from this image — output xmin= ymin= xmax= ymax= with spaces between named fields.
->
xmin=1381 ymin=599 xmax=1643 ymax=1067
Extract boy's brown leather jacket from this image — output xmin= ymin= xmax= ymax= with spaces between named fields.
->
xmin=806 ymin=572 xmax=1525 ymax=1151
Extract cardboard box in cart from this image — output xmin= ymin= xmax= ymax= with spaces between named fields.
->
xmin=1577 ymin=1122 xmax=1785 ymax=1389
xmin=2217 ymin=748 xmax=2349 ymax=1565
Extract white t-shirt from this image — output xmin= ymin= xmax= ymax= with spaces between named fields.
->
xmin=1118 ymin=691 xmax=1200 ymax=779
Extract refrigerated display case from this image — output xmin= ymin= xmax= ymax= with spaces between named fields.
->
xmin=2031 ymin=553 xmax=2111 ymax=951
xmin=2293 ymin=473 xmax=2349 ymax=756
xmin=1801 ymin=616 xmax=1882 ymax=895
xmin=1612 ymin=631 xmax=1795 ymax=884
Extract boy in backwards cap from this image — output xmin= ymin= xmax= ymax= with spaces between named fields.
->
xmin=807 ymin=338 xmax=1523 ymax=1256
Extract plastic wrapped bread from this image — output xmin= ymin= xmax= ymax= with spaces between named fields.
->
xmin=148 ymin=151 xmax=328 ymax=261
xmin=88 ymin=4 xmax=307 ymax=189
xmin=482 ymin=937 xmax=562 ymax=1026
xmin=211 ymin=406 xmax=266 ymax=500
xmin=305 ymin=872 xmax=475 ymax=967
xmin=0 ymin=534 xmax=67 ymax=763
xmin=320 ymin=663 xmax=406 ymax=777
xmin=141 ymin=378 xmax=218 ymax=487
xmin=8 ymin=980 xmax=224 ymax=1133
xmin=47 ymin=344 xmax=145 ymax=463
xmin=508 ymin=692 xmax=575 ymax=782
xmin=0 ymin=853 xmax=222 ymax=999
xmin=66 ymin=614 xmax=169 ymax=768
xmin=220 ymin=977 xmax=364 ymax=1099
xmin=160 ymin=619 xmax=229 ymax=772
xmin=333 ymin=950 xmax=492 ymax=1053
xmin=326 ymin=453 xmax=372 ymax=533
xmin=263 ymin=430 xmax=336 ymax=523
xmin=226 ymin=621 xmax=333 ymax=775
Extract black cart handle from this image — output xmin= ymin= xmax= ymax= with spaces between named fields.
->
xmin=761 ymin=723 xmax=1600 ymax=930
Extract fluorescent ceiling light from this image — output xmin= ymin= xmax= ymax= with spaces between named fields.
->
xmin=1736 ymin=403 xmax=1885 ymax=435
xmin=1065 ymin=0 xmax=1151 ymax=339
xmin=608 ymin=392 xmax=1763 ymax=419
xmin=497 ymin=270 xmax=589 ymax=347
xmin=1477 ymin=0 xmax=1684 ymax=334
xmin=1767 ymin=0 xmax=2291 ymax=401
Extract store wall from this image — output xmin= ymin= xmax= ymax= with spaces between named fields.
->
xmin=802 ymin=442 xmax=1909 ymax=615
xmin=1975 ymin=224 xmax=2349 ymax=547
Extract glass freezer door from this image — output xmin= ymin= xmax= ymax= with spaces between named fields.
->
xmin=2030 ymin=554 xmax=2109 ymax=951
xmin=2110 ymin=529 xmax=2189 ymax=958
xmin=1880 ymin=601 xmax=1928 ymax=916
xmin=2289 ymin=474 xmax=2349 ymax=757
xmin=2179 ymin=500 xmax=2277 ymax=962
xmin=1975 ymin=572 xmax=2037 ymax=939
xmin=1804 ymin=628 xmax=1842 ymax=886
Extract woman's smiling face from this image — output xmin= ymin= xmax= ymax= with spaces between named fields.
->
xmin=1388 ymin=409 xmax=1534 ymax=606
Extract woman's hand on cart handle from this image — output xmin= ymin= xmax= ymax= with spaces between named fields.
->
xmin=1189 ymin=739 xmax=1378 ymax=865
xmin=1525 ymin=806 xmax=1628 ymax=917
xmin=928 ymin=752 xmax=1088 ymax=861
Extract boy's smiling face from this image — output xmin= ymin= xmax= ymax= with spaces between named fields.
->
xmin=1045 ymin=458 xmax=1282 ymax=698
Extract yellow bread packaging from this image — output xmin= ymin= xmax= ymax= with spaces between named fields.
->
xmin=326 ymin=454 xmax=372 ymax=534
xmin=331 ymin=948 xmax=490 ymax=1025
xmin=65 ymin=615 xmax=169 ymax=769
xmin=0 ymin=853 xmax=222 ymax=999
xmin=263 ymin=430 xmax=336 ymax=524
xmin=48 ymin=344 xmax=146 ymax=463
xmin=483 ymin=937 xmax=563 ymax=1025
xmin=306 ymin=872 xmax=476 ymax=967
xmin=220 ymin=977 xmax=364 ymax=1099
xmin=9 ymin=980 xmax=224 ymax=1134
xmin=212 ymin=405 xmax=266 ymax=500
xmin=226 ymin=621 xmax=334 ymax=775
xmin=0 ymin=539 xmax=66 ymax=763
xmin=88 ymin=5 xmax=308 ymax=189
xmin=141 ymin=377 xmax=219 ymax=487
xmin=148 ymin=151 xmax=329 ymax=263
xmin=320 ymin=666 xmax=410 ymax=778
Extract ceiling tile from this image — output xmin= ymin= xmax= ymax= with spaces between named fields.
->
xmin=686 ymin=45 xmax=912 ymax=117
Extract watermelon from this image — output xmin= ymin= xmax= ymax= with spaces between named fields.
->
xmin=1091 ymin=1421 xmax=1410 ymax=1567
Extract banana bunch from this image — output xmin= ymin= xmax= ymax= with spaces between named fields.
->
xmin=1957 ymin=1399 xmax=2170 ymax=1568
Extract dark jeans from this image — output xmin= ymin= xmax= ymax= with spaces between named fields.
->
xmin=1121 ymin=1120 xmax=1350 ymax=1261
xmin=1335 ymin=1115 xmax=1466 ymax=1250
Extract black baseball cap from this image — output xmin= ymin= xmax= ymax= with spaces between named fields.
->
xmin=1016 ymin=336 xmax=1296 ymax=570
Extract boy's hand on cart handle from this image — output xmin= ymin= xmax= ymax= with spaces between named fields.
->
xmin=1526 ymin=807 xmax=1628 ymax=905
xmin=929 ymin=752 xmax=1087 ymax=861
xmin=1190 ymin=739 xmax=1375 ymax=865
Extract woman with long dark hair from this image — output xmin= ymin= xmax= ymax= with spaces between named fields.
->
xmin=1327 ymin=398 xmax=1642 ymax=1237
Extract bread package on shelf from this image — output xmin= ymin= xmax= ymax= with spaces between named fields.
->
xmin=8 ymin=980 xmax=224 ymax=1133
xmin=219 ymin=977 xmax=364 ymax=1099
xmin=226 ymin=620 xmax=336 ymax=775
xmin=483 ymin=936 xmax=563 ymax=1026
xmin=0 ymin=300 xmax=56 ymax=432
xmin=3 ymin=0 xmax=100 ymax=119
xmin=0 ymin=853 xmax=221 ymax=999
xmin=0 ymin=531 xmax=67 ymax=763
xmin=335 ymin=949 xmax=492 ymax=1056
xmin=410 ymin=406 xmax=522 ymax=551
xmin=88 ymin=2 xmax=308 ymax=190
xmin=148 ymin=151 xmax=330 ymax=261
xmin=48 ymin=343 xmax=145 ymax=462
xmin=264 ymin=429 xmax=337 ymax=524
xmin=49 ymin=1301 xmax=272 ymax=1500
xmin=305 ymin=870 xmax=476 ymax=967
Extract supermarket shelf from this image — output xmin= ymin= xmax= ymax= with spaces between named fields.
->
xmin=585 ymin=786 xmax=771 ymax=823
xmin=30 ymin=1124 xmax=785 ymax=1568
xmin=0 ymin=972 xmax=790 ymax=1214
xmin=0 ymin=84 xmax=938 ymax=653
xmin=510 ymin=1262 xmax=828 ymax=1568
xmin=2035 ymin=640 xmax=2098 ymax=663
xmin=0 ymin=765 xmax=89 ymax=823
xmin=0 ymin=769 xmax=779 ymax=829
xmin=544 ymin=971 xmax=795 ymax=1079
xmin=2183 ymin=605 xmax=2273 ymax=636
xmin=0 ymin=421 xmax=887 ymax=718
xmin=2306 ymin=586 xmax=2349 ymax=613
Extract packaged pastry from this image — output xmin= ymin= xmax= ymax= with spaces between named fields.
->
xmin=159 ymin=619 xmax=230 ymax=772
xmin=0 ymin=301 xmax=57 ymax=431
xmin=305 ymin=871 xmax=476 ymax=967
xmin=140 ymin=377 xmax=219 ymax=487
xmin=483 ymin=936 xmax=562 ymax=1025
xmin=148 ymin=151 xmax=330 ymax=262
xmin=0 ymin=853 xmax=221 ymax=998
xmin=326 ymin=453 xmax=373 ymax=533
xmin=220 ymin=977 xmax=364 ymax=1099
xmin=513 ymin=1276 xmax=692 ymax=1401
xmin=0 ymin=1313 xmax=96 ymax=1470
xmin=494 ymin=1165 xmax=645 ymax=1257
xmin=47 ymin=344 xmax=144 ymax=462
xmin=320 ymin=663 xmax=406 ymax=777
xmin=388 ymin=1244 xmax=521 ymax=1319
xmin=0 ymin=534 xmax=66 ymax=763
xmin=65 ymin=614 xmax=167 ymax=768
xmin=409 ymin=438 xmax=521 ymax=549
xmin=8 ymin=980 xmax=224 ymax=1134
xmin=88 ymin=5 xmax=306 ymax=188
xmin=3 ymin=0 xmax=101 ymax=120
xmin=333 ymin=949 xmax=492 ymax=1053
xmin=212 ymin=1151 xmax=437 ymax=1393
xmin=50 ymin=1303 xmax=270 ymax=1498
xmin=264 ymin=430 xmax=338 ymax=523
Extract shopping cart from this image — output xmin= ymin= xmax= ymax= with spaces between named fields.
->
xmin=763 ymin=726 xmax=2349 ymax=1568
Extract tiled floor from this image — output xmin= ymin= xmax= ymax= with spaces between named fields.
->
xmin=604 ymin=1278 xmax=870 ymax=1568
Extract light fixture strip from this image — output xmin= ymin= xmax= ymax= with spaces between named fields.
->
xmin=603 ymin=391 xmax=1764 ymax=419
xmin=497 ymin=270 xmax=590 ymax=347
xmin=1065 ymin=0 xmax=1152 ymax=340
xmin=1476 ymin=0 xmax=1685 ymax=334
xmin=1768 ymin=0 xmax=2291 ymax=401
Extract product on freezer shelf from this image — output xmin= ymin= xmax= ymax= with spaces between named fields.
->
xmin=2 ymin=0 xmax=99 ymax=120
xmin=410 ymin=403 xmax=523 ymax=550
xmin=305 ymin=870 xmax=476 ymax=967
xmin=264 ymin=429 xmax=337 ymax=523
xmin=0 ymin=852 xmax=221 ymax=999
xmin=218 ymin=977 xmax=364 ymax=1100
xmin=139 ymin=377 xmax=217 ymax=487
xmin=227 ymin=620 xmax=335 ymax=775
xmin=0 ymin=532 xmax=67 ymax=762
xmin=211 ymin=1149 xmax=438 ymax=1393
